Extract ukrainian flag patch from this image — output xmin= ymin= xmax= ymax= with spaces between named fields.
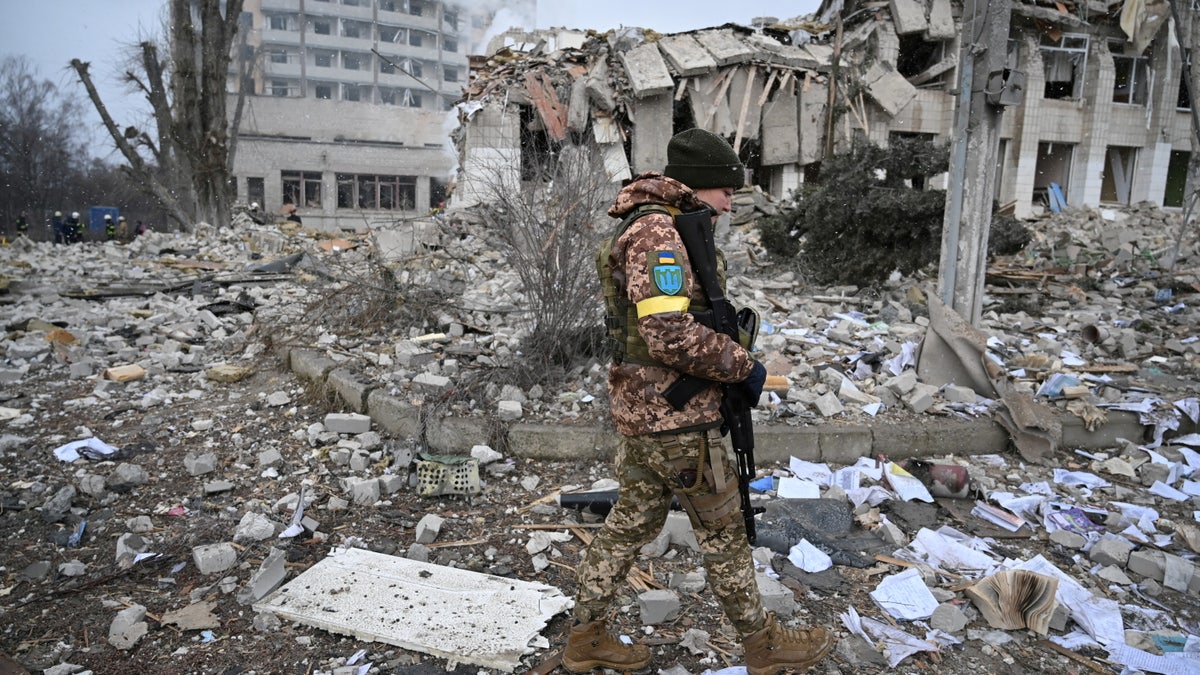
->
xmin=650 ymin=250 xmax=683 ymax=295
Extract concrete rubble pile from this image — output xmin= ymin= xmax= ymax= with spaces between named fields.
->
xmin=0 ymin=201 xmax=1198 ymax=673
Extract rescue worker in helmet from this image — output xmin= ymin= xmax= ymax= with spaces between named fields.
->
xmin=65 ymin=211 xmax=84 ymax=244
xmin=52 ymin=211 xmax=65 ymax=244
xmin=117 ymin=215 xmax=129 ymax=242
xmin=104 ymin=214 xmax=117 ymax=241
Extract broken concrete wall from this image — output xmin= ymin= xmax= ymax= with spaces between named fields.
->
xmin=455 ymin=25 xmax=831 ymax=201
xmin=761 ymin=79 xmax=801 ymax=166
xmin=455 ymin=104 xmax=521 ymax=209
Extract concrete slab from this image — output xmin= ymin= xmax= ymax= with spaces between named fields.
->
xmin=695 ymin=29 xmax=756 ymax=66
xmin=619 ymin=43 xmax=674 ymax=98
xmin=255 ymin=547 xmax=573 ymax=672
xmin=658 ymin=34 xmax=718 ymax=77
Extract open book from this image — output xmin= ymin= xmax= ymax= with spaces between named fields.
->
xmin=964 ymin=569 xmax=1059 ymax=635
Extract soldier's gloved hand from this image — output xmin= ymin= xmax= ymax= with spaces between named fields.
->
xmin=741 ymin=361 xmax=767 ymax=405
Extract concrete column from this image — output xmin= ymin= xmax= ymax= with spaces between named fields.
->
xmin=1011 ymin=36 xmax=1045 ymax=220
xmin=1076 ymin=40 xmax=1114 ymax=207
xmin=937 ymin=0 xmax=1012 ymax=326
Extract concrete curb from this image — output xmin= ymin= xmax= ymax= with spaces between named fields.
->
xmin=287 ymin=348 xmax=1151 ymax=465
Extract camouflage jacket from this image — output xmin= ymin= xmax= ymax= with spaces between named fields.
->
xmin=603 ymin=172 xmax=754 ymax=436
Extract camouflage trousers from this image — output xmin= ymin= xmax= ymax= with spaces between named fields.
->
xmin=572 ymin=429 xmax=767 ymax=636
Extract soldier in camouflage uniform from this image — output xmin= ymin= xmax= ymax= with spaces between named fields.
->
xmin=564 ymin=128 xmax=834 ymax=675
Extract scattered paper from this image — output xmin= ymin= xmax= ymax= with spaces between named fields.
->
xmin=1052 ymin=469 xmax=1111 ymax=489
xmin=788 ymin=457 xmax=833 ymax=484
xmin=830 ymin=467 xmax=862 ymax=492
xmin=53 ymin=437 xmax=119 ymax=462
xmin=899 ymin=528 xmax=997 ymax=576
xmin=971 ymin=501 xmax=1027 ymax=532
xmin=841 ymin=606 xmax=937 ymax=668
xmin=1150 ymin=481 xmax=1190 ymax=501
xmin=1106 ymin=642 xmax=1200 ymax=675
xmin=853 ymin=457 xmax=884 ymax=481
xmin=788 ymin=539 xmax=833 ymax=573
xmin=870 ymin=568 xmax=938 ymax=621
xmin=884 ymin=462 xmax=934 ymax=503
xmin=777 ymin=476 xmax=820 ymax=499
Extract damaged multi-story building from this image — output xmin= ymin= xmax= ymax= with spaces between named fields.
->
xmin=452 ymin=0 xmax=1194 ymax=221
xmin=227 ymin=0 xmax=531 ymax=230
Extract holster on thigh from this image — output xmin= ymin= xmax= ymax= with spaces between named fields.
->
xmin=662 ymin=431 xmax=741 ymax=531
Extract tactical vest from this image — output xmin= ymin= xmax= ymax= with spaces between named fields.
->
xmin=597 ymin=204 xmax=726 ymax=366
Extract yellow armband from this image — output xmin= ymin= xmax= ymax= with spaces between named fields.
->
xmin=636 ymin=295 xmax=690 ymax=318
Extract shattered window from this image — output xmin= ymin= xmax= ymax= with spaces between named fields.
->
xmin=270 ymin=80 xmax=295 ymax=97
xmin=312 ymin=20 xmax=331 ymax=35
xmin=336 ymin=173 xmax=416 ymax=210
xmin=1164 ymin=150 xmax=1190 ymax=207
xmin=343 ymin=21 xmax=366 ymax=38
xmin=1100 ymin=146 xmax=1137 ymax=203
xmin=268 ymin=50 xmax=289 ymax=64
xmin=896 ymin=34 xmax=948 ymax=86
xmin=410 ymin=0 xmax=425 ymax=17
xmin=282 ymin=171 xmax=323 ymax=208
xmin=443 ymin=66 xmax=458 ymax=83
xmin=247 ymin=177 xmax=265 ymax=207
xmin=266 ymin=14 xmax=291 ymax=31
xmin=380 ymin=60 xmax=396 ymax=74
xmin=443 ymin=37 xmax=458 ymax=53
xmin=1179 ymin=49 xmax=1192 ymax=109
xmin=403 ymin=89 xmax=422 ymax=108
xmin=343 ymin=84 xmax=361 ymax=102
xmin=315 ymin=51 xmax=333 ymax=68
xmin=343 ymin=53 xmax=362 ymax=70
xmin=1040 ymin=33 xmax=1088 ymax=100
xmin=402 ymin=59 xmax=422 ymax=78
xmin=380 ymin=25 xmax=404 ymax=43
xmin=380 ymin=88 xmax=397 ymax=105
xmin=444 ymin=9 xmax=459 ymax=31
xmin=1110 ymin=40 xmax=1150 ymax=105
xmin=380 ymin=0 xmax=400 ymax=11
xmin=314 ymin=83 xmax=333 ymax=99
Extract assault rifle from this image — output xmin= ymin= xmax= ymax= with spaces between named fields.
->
xmin=662 ymin=209 xmax=762 ymax=544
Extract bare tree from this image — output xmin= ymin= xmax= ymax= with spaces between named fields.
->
xmin=0 ymin=56 xmax=86 ymax=224
xmin=469 ymin=140 xmax=617 ymax=382
xmin=71 ymin=0 xmax=246 ymax=231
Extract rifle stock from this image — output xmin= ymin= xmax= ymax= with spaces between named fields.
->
xmin=673 ymin=210 xmax=760 ymax=545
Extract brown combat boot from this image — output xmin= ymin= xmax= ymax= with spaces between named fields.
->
xmin=562 ymin=620 xmax=651 ymax=673
xmin=743 ymin=613 xmax=834 ymax=675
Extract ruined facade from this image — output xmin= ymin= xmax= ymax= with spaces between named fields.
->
xmin=826 ymin=0 xmax=1191 ymax=219
xmin=452 ymin=1 xmax=1193 ymax=220
xmin=227 ymin=0 xmax=531 ymax=230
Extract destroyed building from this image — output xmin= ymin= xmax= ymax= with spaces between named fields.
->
xmin=226 ymin=0 xmax=532 ymax=231
xmin=452 ymin=0 xmax=1193 ymax=221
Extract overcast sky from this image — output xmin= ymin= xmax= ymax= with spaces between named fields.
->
xmin=2 ymin=0 xmax=820 ymax=159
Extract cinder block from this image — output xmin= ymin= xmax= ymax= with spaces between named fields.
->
xmin=193 ymin=542 xmax=238 ymax=575
xmin=325 ymin=413 xmax=372 ymax=435
xmin=1089 ymin=535 xmax=1134 ymax=567
xmin=637 ymin=589 xmax=681 ymax=624
xmin=662 ymin=511 xmax=699 ymax=552
xmin=756 ymin=573 xmax=797 ymax=617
